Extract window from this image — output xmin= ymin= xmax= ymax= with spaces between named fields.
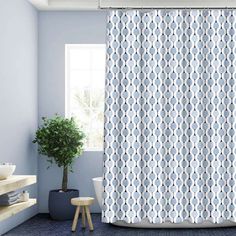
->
xmin=66 ymin=44 xmax=106 ymax=151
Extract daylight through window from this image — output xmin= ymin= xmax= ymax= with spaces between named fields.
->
xmin=66 ymin=44 xmax=106 ymax=151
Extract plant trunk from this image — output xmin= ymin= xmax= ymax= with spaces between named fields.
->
xmin=62 ymin=166 xmax=68 ymax=192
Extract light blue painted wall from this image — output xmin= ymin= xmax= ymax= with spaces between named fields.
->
xmin=0 ymin=0 xmax=38 ymax=234
xmin=38 ymin=11 xmax=107 ymax=213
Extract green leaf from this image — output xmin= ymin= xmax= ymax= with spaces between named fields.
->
xmin=33 ymin=115 xmax=85 ymax=171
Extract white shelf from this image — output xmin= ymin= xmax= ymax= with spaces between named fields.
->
xmin=0 ymin=199 xmax=37 ymax=222
xmin=0 ymin=175 xmax=36 ymax=196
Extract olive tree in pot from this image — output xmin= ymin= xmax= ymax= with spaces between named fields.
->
xmin=33 ymin=116 xmax=85 ymax=220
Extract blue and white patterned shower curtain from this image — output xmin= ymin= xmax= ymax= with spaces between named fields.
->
xmin=103 ymin=10 xmax=236 ymax=224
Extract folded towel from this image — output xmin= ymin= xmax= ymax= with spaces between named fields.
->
xmin=0 ymin=194 xmax=19 ymax=202
xmin=0 ymin=192 xmax=19 ymax=202
xmin=3 ymin=191 xmax=18 ymax=198
xmin=0 ymin=198 xmax=19 ymax=206
xmin=7 ymin=191 xmax=18 ymax=198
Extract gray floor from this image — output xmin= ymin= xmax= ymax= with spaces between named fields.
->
xmin=4 ymin=214 xmax=236 ymax=236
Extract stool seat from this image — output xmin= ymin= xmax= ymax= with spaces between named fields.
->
xmin=71 ymin=197 xmax=94 ymax=206
xmin=71 ymin=197 xmax=95 ymax=232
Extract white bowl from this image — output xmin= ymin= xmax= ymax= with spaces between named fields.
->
xmin=0 ymin=165 xmax=16 ymax=180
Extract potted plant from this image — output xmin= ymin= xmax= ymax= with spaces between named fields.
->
xmin=33 ymin=116 xmax=85 ymax=220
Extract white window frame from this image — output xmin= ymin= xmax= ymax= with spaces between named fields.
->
xmin=65 ymin=44 xmax=106 ymax=152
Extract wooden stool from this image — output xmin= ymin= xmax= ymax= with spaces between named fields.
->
xmin=71 ymin=197 xmax=94 ymax=232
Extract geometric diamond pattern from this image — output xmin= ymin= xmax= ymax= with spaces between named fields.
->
xmin=102 ymin=10 xmax=236 ymax=224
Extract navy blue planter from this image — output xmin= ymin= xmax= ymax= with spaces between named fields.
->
xmin=48 ymin=189 xmax=79 ymax=220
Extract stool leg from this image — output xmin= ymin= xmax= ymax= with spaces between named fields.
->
xmin=72 ymin=206 xmax=80 ymax=232
xmin=85 ymin=206 xmax=94 ymax=231
xmin=82 ymin=206 xmax=86 ymax=228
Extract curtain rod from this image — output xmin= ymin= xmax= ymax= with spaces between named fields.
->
xmin=99 ymin=7 xmax=236 ymax=10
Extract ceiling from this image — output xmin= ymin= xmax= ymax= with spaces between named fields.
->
xmin=28 ymin=0 xmax=236 ymax=10
xmin=27 ymin=0 xmax=100 ymax=10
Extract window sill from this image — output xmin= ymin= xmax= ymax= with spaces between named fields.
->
xmin=84 ymin=148 xmax=103 ymax=152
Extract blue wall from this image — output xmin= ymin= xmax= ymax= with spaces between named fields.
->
xmin=38 ymin=11 xmax=107 ymax=213
xmin=0 ymin=6 xmax=107 ymax=234
xmin=0 ymin=0 xmax=38 ymax=234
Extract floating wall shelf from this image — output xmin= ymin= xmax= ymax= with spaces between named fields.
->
xmin=0 ymin=175 xmax=37 ymax=222
xmin=0 ymin=198 xmax=37 ymax=222
xmin=0 ymin=175 xmax=36 ymax=196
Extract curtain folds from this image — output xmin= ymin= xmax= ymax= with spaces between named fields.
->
xmin=103 ymin=10 xmax=236 ymax=224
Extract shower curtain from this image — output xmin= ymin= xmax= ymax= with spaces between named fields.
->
xmin=103 ymin=9 xmax=236 ymax=224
